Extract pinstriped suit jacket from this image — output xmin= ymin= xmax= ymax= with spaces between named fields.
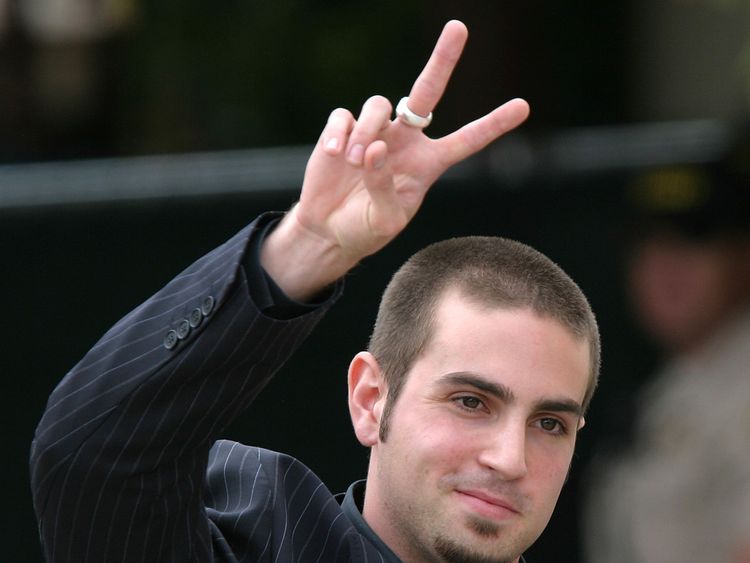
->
xmin=30 ymin=215 xmax=401 ymax=562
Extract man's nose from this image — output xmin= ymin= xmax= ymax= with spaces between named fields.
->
xmin=477 ymin=422 xmax=528 ymax=480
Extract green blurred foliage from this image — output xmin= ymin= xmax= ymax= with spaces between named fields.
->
xmin=115 ymin=0 xmax=423 ymax=153
xmin=0 ymin=1 xmax=630 ymax=160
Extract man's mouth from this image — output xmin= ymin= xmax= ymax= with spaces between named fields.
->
xmin=454 ymin=489 xmax=521 ymax=520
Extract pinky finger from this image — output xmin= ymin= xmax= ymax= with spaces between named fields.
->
xmin=320 ymin=108 xmax=355 ymax=155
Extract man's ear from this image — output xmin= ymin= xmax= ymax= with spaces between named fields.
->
xmin=348 ymin=351 xmax=387 ymax=447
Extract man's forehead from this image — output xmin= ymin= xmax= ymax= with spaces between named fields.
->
xmin=420 ymin=292 xmax=591 ymax=405
xmin=432 ymin=287 xmax=590 ymax=355
xmin=430 ymin=288 xmax=555 ymax=340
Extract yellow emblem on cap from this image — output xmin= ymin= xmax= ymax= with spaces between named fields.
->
xmin=631 ymin=167 xmax=711 ymax=213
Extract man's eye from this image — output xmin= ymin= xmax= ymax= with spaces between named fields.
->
xmin=538 ymin=418 xmax=565 ymax=434
xmin=454 ymin=396 xmax=484 ymax=411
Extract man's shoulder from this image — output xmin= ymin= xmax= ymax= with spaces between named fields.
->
xmin=206 ymin=440 xmax=336 ymax=502
xmin=204 ymin=440 xmax=370 ymax=561
xmin=207 ymin=440 xmax=314 ymax=474
xmin=207 ymin=441 xmax=292 ymax=484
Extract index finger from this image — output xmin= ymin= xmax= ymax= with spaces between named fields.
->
xmin=405 ymin=20 xmax=468 ymax=118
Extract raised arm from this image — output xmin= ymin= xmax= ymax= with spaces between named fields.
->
xmin=262 ymin=20 xmax=529 ymax=301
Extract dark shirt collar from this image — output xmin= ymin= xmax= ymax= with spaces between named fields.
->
xmin=341 ymin=480 xmax=403 ymax=562
xmin=341 ymin=480 xmax=527 ymax=563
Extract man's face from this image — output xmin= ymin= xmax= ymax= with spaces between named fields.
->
xmin=362 ymin=290 xmax=590 ymax=563
xmin=628 ymin=234 xmax=750 ymax=354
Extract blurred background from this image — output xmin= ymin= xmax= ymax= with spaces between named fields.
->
xmin=4 ymin=1 xmax=750 ymax=561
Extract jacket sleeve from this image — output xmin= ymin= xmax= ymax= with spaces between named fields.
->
xmin=29 ymin=214 xmax=340 ymax=562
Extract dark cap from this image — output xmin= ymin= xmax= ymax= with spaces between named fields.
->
xmin=625 ymin=129 xmax=750 ymax=240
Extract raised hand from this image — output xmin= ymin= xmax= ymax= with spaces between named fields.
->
xmin=262 ymin=20 xmax=530 ymax=301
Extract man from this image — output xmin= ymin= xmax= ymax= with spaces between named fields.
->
xmin=584 ymin=160 xmax=750 ymax=563
xmin=31 ymin=20 xmax=599 ymax=562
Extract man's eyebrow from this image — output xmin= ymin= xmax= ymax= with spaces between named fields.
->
xmin=437 ymin=372 xmax=583 ymax=418
xmin=437 ymin=372 xmax=516 ymax=403
xmin=533 ymin=398 xmax=584 ymax=418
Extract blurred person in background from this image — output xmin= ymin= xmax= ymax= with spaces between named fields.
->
xmin=584 ymin=135 xmax=750 ymax=563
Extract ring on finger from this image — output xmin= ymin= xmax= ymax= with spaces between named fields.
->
xmin=395 ymin=97 xmax=433 ymax=129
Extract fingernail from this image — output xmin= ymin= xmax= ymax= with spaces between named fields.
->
xmin=348 ymin=144 xmax=364 ymax=165
xmin=325 ymin=137 xmax=339 ymax=152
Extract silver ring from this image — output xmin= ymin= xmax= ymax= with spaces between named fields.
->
xmin=395 ymin=97 xmax=433 ymax=129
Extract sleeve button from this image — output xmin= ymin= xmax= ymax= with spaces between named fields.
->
xmin=201 ymin=295 xmax=215 ymax=317
xmin=189 ymin=307 xmax=203 ymax=328
xmin=164 ymin=330 xmax=179 ymax=350
xmin=176 ymin=319 xmax=191 ymax=340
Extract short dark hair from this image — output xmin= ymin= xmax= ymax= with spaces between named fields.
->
xmin=368 ymin=236 xmax=600 ymax=441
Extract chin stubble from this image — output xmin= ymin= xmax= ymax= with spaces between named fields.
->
xmin=434 ymin=534 xmax=515 ymax=563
